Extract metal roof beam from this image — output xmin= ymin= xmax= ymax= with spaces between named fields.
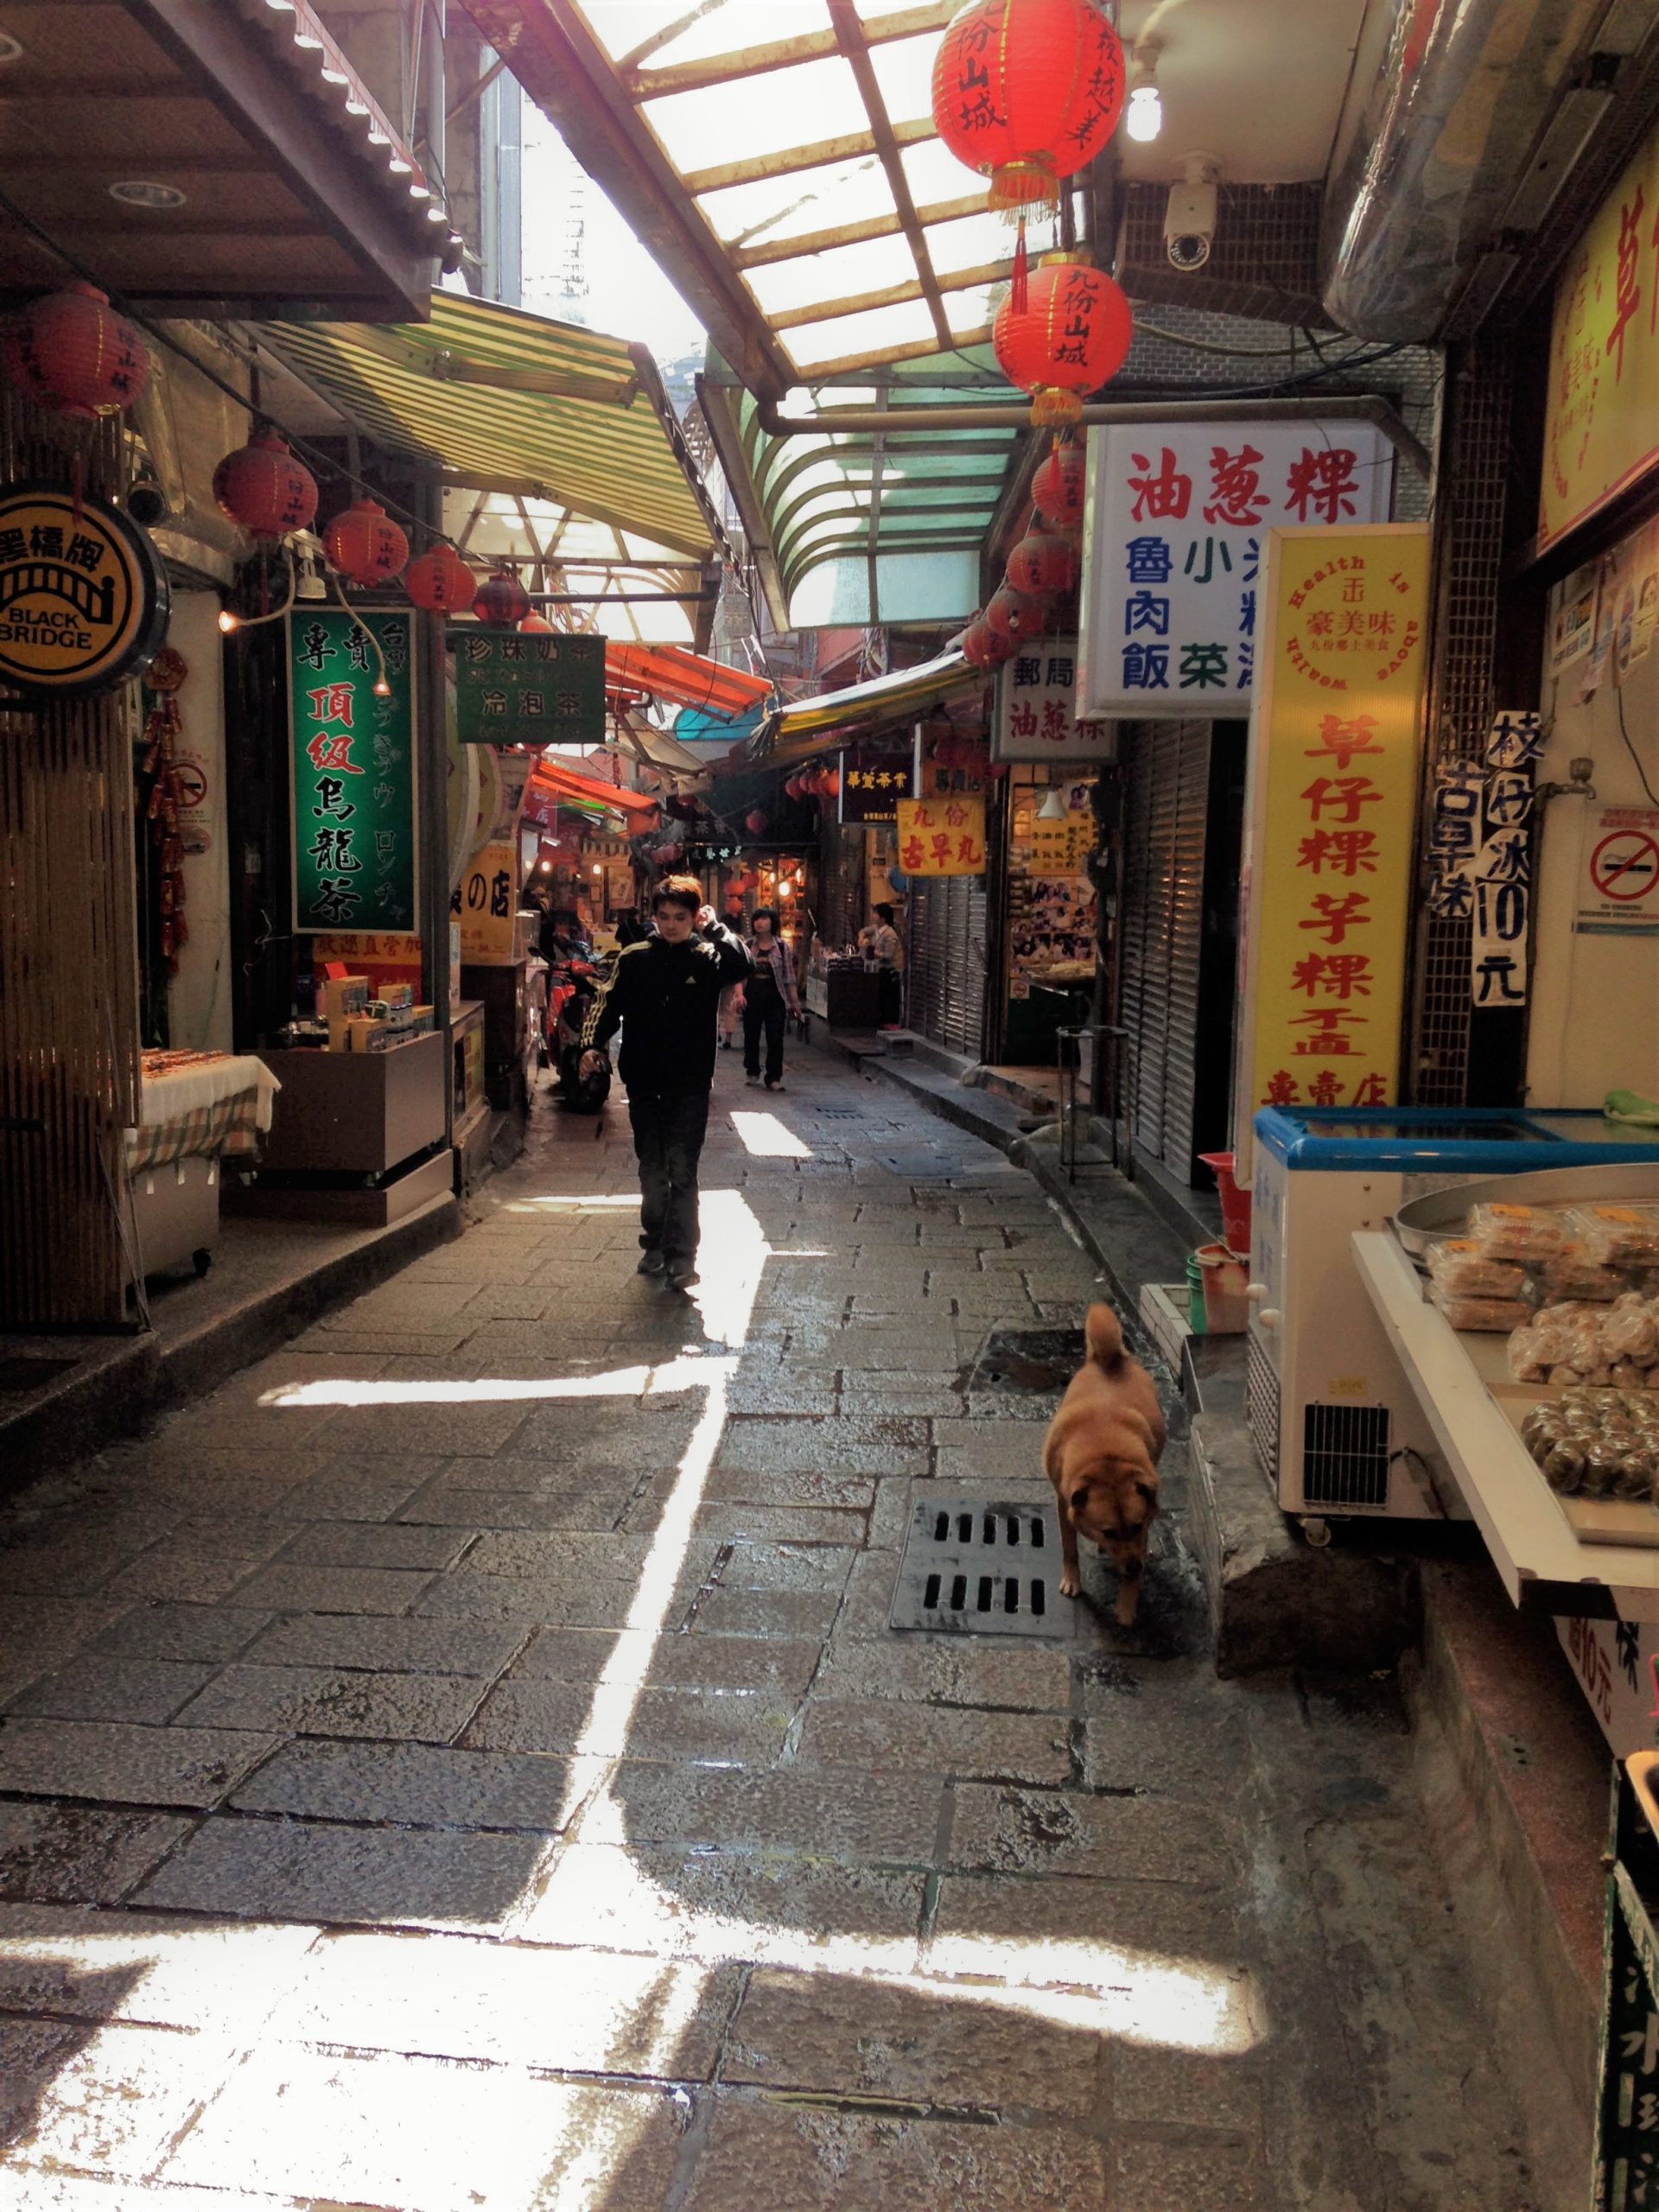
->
xmin=791 ymin=324 xmax=995 ymax=380
xmin=681 ymin=115 xmax=934 ymax=196
xmin=626 ymin=3 xmax=955 ymax=98
xmin=733 ymin=193 xmax=988 ymax=270
xmin=770 ymin=258 xmax=1008 ymax=332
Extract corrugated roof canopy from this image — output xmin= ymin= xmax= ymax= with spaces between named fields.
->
xmin=258 ymin=293 xmax=718 ymax=556
xmin=759 ymin=643 xmax=980 ymax=766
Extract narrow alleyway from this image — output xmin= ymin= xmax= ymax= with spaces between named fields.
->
xmin=0 ymin=1048 xmax=1556 ymax=2210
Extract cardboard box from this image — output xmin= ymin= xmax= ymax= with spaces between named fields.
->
xmin=324 ymin=976 xmax=371 ymax=1053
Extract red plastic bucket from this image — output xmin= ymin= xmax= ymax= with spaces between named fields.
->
xmin=1198 ymin=1151 xmax=1252 ymax=1259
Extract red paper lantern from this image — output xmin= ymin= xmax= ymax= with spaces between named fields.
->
xmin=994 ymin=252 xmax=1133 ymax=427
xmin=519 ymin=612 xmax=555 ymax=633
xmin=931 ymin=0 xmax=1123 ymax=211
xmin=822 ymin=768 xmax=840 ymax=799
xmin=403 ymin=545 xmax=477 ymax=614
xmin=784 ymin=773 xmax=803 ymax=800
xmin=1032 ymin=442 xmax=1086 ymax=531
xmin=963 ymin=617 xmax=1016 ymax=668
xmin=986 ymin=582 xmax=1050 ymax=639
xmin=746 ymin=809 xmax=769 ymax=835
xmin=2 ymin=283 xmax=149 ymax=420
xmin=213 ymin=432 xmax=318 ymax=540
xmin=474 ymin=569 xmax=531 ymax=627
xmin=651 ymin=841 xmax=684 ymax=868
xmin=1007 ymin=528 xmax=1080 ymax=596
xmin=323 ymin=498 xmax=409 ymax=588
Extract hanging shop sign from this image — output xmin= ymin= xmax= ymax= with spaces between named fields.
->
xmin=1077 ymin=422 xmax=1395 ymax=721
xmin=895 ymin=795 xmax=987 ymax=877
xmin=1236 ymin=524 xmax=1430 ymax=1137
xmin=0 ymin=480 xmax=168 ymax=699
xmin=450 ymin=629 xmax=606 ymax=747
xmin=289 ymin=608 xmax=416 ymax=934
xmin=992 ymin=636 xmax=1116 ymax=762
xmin=1424 ymin=713 xmax=1544 ymax=1007
xmin=839 ymin=743 xmax=912 ymax=823
xmin=1540 ymin=115 xmax=1659 ymax=550
xmin=454 ymin=839 xmax=517 ymax=963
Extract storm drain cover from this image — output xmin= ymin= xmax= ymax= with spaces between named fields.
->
xmin=814 ymin=1107 xmax=868 ymax=1120
xmin=966 ymin=1327 xmax=1085 ymax=1395
xmin=879 ymin=1148 xmax=961 ymax=1180
xmin=889 ymin=1491 xmax=1064 ymax=1636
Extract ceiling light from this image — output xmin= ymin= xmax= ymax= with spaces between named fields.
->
xmin=294 ymin=29 xmax=322 ymax=49
xmin=425 ymin=204 xmax=448 ymax=224
xmin=218 ymin=608 xmax=239 ymax=634
xmin=1125 ymin=38 xmax=1162 ymax=143
xmin=390 ymin=155 xmax=413 ymax=175
xmin=409 ymin=181 xmax=431 ymax=200
xmin=1036 ymin=786 xmax=1071 ymax=821
xmin=367 ymin=124 xmax=390 ymax=144
xmin=110 ymin=180 xmax=187 ymax=208
xmin=0 ymin=30 xmax=24 ymax=61
xmin=346 ymin=94 xmax=369 ymax=115
xmin=263 ymin=1 xmax=296 ymax=11
xmin=321 ymin=65 xmax=349 ymax=86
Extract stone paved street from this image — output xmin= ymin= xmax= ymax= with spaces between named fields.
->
xmin=0 ymin=1048 xmax=1556 ymax=2209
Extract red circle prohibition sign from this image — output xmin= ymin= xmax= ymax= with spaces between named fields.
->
xmin=1590 ymin=830 xmax=1659 ymax=902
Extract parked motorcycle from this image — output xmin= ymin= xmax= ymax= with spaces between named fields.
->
xmin=548 ymin=954 xmax=612 ymax=1113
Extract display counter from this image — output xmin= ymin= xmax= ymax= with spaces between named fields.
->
xmin=805 ymin=958 xmax=882 ymax=1028
xmin=254 ymin=1030 xmax=447 ymax=1178
xmin=125 ymin=1051 xmax=281 ymax=1279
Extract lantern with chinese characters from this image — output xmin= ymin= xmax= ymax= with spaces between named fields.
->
xmin=2 ymin=283 xmax=149 ymax=420
xmin=986 ymin=582 xmax=1049 ymax=639
xmin=213 ymin=432 xmax=317 ymax=540
xmin=323 ymin=497 xmax=409 ymax=588
xmin=994 ymin=252 xmax=1133 ymax=427
xmin=474 ymin=569 xmax=531 ymax=627
xmin=931 ymin=0 xmax=1123 ymax=212
xmin=1007 ymin=526 xmax=1079 ymax=595
xmin=404 ymin=544 xmax=477 ymax=614
xmin=963 ymin=616 xmax=1016 ymax=668
xmin=746 ymin=808 xmax=769 ymax=835
xmin=1032 ymin=442 xmax=1085 ymax=530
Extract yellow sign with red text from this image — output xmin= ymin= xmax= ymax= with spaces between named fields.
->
xmin=895 ymin=796 xmax=987 ymax=878
xmin=1244 ymin=524 xmax=1430 ymax=1123
xmin=1541 ymin=121 xmax=1659 ymax=549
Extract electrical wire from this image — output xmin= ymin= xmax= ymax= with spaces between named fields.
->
xmin=1616 ymin=683 xmax=1659 ymax=807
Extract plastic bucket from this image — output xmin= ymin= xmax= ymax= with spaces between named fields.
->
xmin=1185 ymin=1252 xmax=1207 ymax=1336
xmin=1196 ymin=1242 xmax=1250 ymax=1333
xmin=1198 ymin=1150 xmax=1252 ymax=1259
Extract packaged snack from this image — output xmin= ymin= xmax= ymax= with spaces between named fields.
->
xmin=1469 ymin=1203 xmax=1567 ymax=1262
xmin=1570 ymin=1205 xmax=1659 ymax=1268
xmin=1605 ymin=1306 xmax=1659 ymax=1363
xmin=1428 ymin=1240 xmax=1526 ymax=1300
xmin=1508 ymin=1326 xmax=1548 ymax=1382
xmin=1540 ymin=1243 xmax=1625 ymax=1302
xmin=1540 ymin=1442 xmax=1586 ymax=1494
xmin=1430 ymin=1288 xmax=1531 ymax=1332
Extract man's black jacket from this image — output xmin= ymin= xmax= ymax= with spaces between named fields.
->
xmin=580 ymin=922 xmax=750 ymax=1095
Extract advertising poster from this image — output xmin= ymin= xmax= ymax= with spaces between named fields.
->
xmin=895 ymin=796 xmax=986 ymax=877
xmin=289 ymin=608 xmax=416 ymax=934
xmin=1077 ymin=422 xmax=1394 ymax=720
xmin=1234 ymin=525 xmax=1431 ymax=1175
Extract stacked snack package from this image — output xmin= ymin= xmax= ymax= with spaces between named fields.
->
xmin=1519 ymin=1386 xmax=1659 ymax=1502
xmin=1425 ymin=1238 xmax=1529 ymax=1333
xmin=1421 ymin=1199 xmax=1659 ymax=1376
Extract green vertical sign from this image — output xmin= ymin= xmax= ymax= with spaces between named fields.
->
xmin=289 ymin=608 xmax=417 ymax=933
xmin=450 ymin=628 xmax=607 ymax=745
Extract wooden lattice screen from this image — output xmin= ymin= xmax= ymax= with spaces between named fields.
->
xmin=0 ymin=400 xmax=141 ymax=1326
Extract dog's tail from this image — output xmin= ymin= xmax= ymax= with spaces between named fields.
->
xmin=1084 ymin=1302 xmax=1125 ymax=1370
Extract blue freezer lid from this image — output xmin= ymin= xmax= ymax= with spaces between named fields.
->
xmin=1252 ymin=1106 xmax=1659 ymax=1172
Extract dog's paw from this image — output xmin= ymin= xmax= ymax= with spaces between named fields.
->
xmin=1060 ymin=1567 xmax=1081 ymax=1598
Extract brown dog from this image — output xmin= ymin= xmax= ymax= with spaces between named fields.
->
xmin=1043 ymin=1304 xmax=1166 ymax=1624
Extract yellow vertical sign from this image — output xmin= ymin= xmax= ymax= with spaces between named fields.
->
xmin=895 ymin=797 xmax=987 ymax=877
xmin=1244 ymin=525 xmax=1430 ymax=1123
xmin=1541 ymin=119 xmax=1659 ymax=549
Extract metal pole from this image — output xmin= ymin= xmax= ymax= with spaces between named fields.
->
xmin=417 ymin=479 xmax=454 ymax=1149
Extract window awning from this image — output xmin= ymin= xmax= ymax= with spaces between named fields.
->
xmin=615 ymin=719 xmax=714 ymax=782
xmin=758 ymin=645 xmax=982 ymax=768
xmin=606 ymin=642 xmax=773 ymax=719
xmin=257 ymin=294 xmax=719 ymax=557
xmin=526 ymin=759 xmax=663 ymax=820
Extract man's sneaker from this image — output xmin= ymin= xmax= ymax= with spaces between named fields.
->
xmin=745 ymin=1074 xmax=760 ymax=1085
xmin=765 ymin=1077 xmax=785 ymax=1091
xmin=667 ymin=1265 xmax=700 ymax=1291
xmin=637 ymin=1251 xmax=667 ymax=1275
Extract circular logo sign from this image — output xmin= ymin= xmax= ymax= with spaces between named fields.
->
xmin=0 ymin=480 xmax=169 ymax=699
xmin=1590 ymin=830 xmax=1659 ymax=902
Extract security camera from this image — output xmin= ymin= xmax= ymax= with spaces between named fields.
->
xmin=1165 ymin=155 xmax=1218 ymax=271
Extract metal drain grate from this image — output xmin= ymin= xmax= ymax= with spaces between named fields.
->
xmin=814 ymin=1107 xmax=868 ymax=1120
xmin=889 ymin=1491 xmax=1064 ymax=1636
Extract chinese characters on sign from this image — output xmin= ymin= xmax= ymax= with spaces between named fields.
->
xmin=1077 ymin=423 xmax=1395 ymax=721
xmin=1541 ymin=115 xmax=1659 ymax=550
xmin=1239 ymin=526 xmax=1430 ymax=1133
xmin=837 ymin=743 xmax=913 ymax=824
xmin=289 ymin=610 xmax=416 ymax=934
xmin=0 ymin=481 xmax=168 ymax=698
xmin=992 ymin=637 xmax=1115 ymax=763
xmin=450 ymin=629 xmax=606 ymax=747
xmin=454 ymin=840 xmax=518 ymax=963
xmin=1423 ymin=713 xmax=1541 ymax=1007
xmin=894 ymin=797 xmax=987 ymax=878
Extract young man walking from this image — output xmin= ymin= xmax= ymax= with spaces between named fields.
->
xmin=742 ymin=906 xmax=800 ymax=1091
xmin=578 ymin=876 xmax=750 ymax=1291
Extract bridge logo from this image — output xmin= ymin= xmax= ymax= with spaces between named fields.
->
xmin=0 ymin=481 xmax=168 ymax=701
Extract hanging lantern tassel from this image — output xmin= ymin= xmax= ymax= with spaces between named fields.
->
xmin=1011 ymin=216 xmax=1029 ymax=317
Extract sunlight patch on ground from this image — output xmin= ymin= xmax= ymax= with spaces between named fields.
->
xmin=728 ymin=1110 xmax=813 ymax=1160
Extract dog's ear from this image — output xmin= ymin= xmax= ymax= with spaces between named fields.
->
xmin=1135 ymin=1478 xmax=1158 ymax=1508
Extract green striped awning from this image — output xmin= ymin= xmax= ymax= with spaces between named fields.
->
xmin=258 ymin=294 xmax=717 ymax=558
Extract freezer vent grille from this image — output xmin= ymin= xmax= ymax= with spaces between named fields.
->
xmin=1301 ymin=1402 xmax=1391 ymax=1509
xmin=1246 ymin=1328 xmax=1281 ymax=1479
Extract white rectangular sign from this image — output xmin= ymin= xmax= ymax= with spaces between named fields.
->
xmin=991 ymin=636 xmax=1116 ymax=763
xmin=1077 ymin=418 xmax=1395 ymax=720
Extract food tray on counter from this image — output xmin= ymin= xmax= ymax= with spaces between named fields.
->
xmin=1488 ymin=1381 xmax=1659 ymax=1550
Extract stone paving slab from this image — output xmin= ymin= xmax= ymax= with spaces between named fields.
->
xmin=0 ymin=1803 xmax=192 ymax=1904
xmin=606 ymin=1761 xmax=943 ymax=1860
xmin=241 ymin=1612 xmax=525 ymax=1676
xmin=462 ymin=1679 xmax=794 ymax=1763
xmin=7 ymin=1656 xmax=217 ymax=1726
xmin=175 ymin=1662 xmax=487 ymax=1743
xmin=795 ymin=1699 xmax=1073 ymax=1784
xmin=0 ymin=1719 xmax=276 ymax=1808
xmin=228 ymin=1738 xmax=575 ymax=1831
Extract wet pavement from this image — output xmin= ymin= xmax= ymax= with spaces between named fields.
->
xmin=0 ymin=1046 xmax=1561 ymax=2209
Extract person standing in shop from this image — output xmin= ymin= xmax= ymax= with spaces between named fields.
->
xmin=742 ymin=906 xmax=800 ymax=1092
xmin=578 ymin=876 xmax=750 ymax=1292
xmin=864 ymin=900 xmax=905 ymax=1028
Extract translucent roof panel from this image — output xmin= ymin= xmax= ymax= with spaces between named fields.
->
xmin=641 ymin=55 xmax=868 ymax=172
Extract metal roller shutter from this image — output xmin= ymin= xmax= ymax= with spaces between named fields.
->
xmin=907 ymin=874 xmax=986 ymax=1058
xmin=1118 ymin=719 xmax=1211 ymax=1173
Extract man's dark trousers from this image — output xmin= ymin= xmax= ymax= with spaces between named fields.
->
xmin=742 ymin=981 xmax=787 ymax=1085
xmin=628 ymin=1088 xmax=710 ymax=1266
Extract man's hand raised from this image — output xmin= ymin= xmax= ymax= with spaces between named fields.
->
xmin=696 ymin=904 xmax=717 ymax=929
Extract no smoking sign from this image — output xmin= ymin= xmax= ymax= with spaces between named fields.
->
xmin=1580 ymin=809 xmax=1659 ymax=934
